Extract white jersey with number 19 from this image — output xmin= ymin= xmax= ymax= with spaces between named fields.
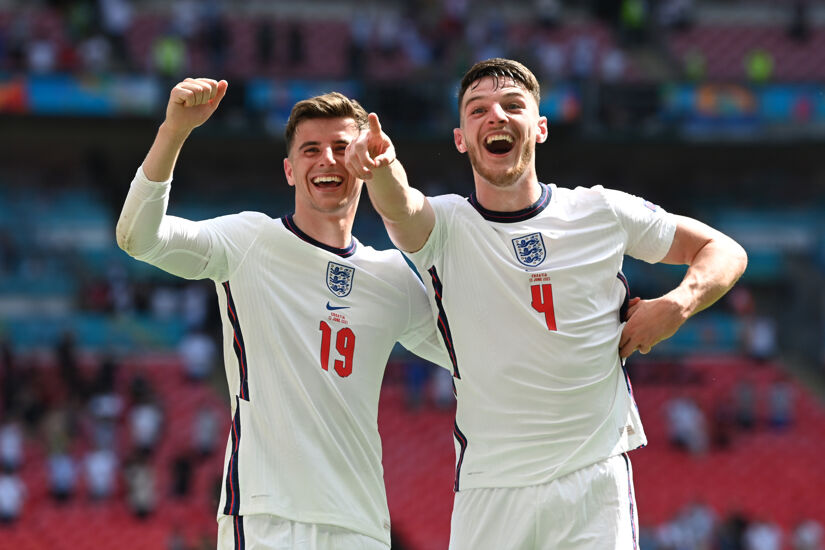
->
xmin=119 ymin=167 xmax=449 ymax=547
xmin=406 ymin=182 xmax=677 ymax=492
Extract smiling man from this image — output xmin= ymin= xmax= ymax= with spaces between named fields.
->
xmin=346 ymin=58 xmax=747 ymax=549
xmin=116 ymin=79 xmax=448 ymax=550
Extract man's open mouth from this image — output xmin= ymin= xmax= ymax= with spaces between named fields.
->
xmin=311 ymin=175 xmax=343 ymax=188
xmin=484 ymin=134 xmax=515 ymax=154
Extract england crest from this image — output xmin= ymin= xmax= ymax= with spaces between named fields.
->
xmin=326 ymin=262 xmax=355 ymax=297
xmin=512 ymin=233 xmax=546 ymax=267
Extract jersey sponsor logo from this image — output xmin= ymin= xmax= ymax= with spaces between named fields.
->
xmin=326 ymin=262 xmax=354 ymax=297
xmin=512 ymin=232 xmax=546 ymax=267
xmin=643 ymin=200 xmax=659 ymax=212
xmin=325 ymin=301 xmax=350 ymax=311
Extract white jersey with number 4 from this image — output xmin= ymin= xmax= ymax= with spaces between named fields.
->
xmin=406 ymin=182 xmax=677 ymax=492
xmin=119 ymin=167 xmax=448 ymax=546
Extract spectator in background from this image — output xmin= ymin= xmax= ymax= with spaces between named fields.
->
xmin=0 ymin=470 xmax=24 ymax=525
xmin=191 ymin=403 xmax=219 ymax=458
xmin=431 ymin=366 xmax=455 ymax=410
xmin=129 ymin=394 xmax=163 ymax=456
xmin=56 ymin=331 xmax=86 ymax=404
xmin=744 ymin=314 xmax=778 ymax=363
xmin=97 ymin=0 xmax=133 ymax=70
xmin=745 ymin=520 xmax=783 ymax=550
xmin=178 ymin=329 xmax=216 ymax=382
xmin=0 ymin=340 xmax=16 ymax=418
xmin=666 ymin=395 xmax=709 ymax=455
xmin=535 ymin=0 xmax=562 ymax=29
xmin=48 ymin=451 xmax=77 ymax=503
xmin=152 ymin=28 xmax=188 ymax=79
xmin=788 ymin=0 xmax=811 ymax=43
xmin=683 ymin=49 xmax=706 ymax=81
xmin=170 ymin=453 xmax=193 ymax=498
xmin=534 ymin=37 xmax=566 ymax=83
xmin=77 ymin=32 xmax=113 ymax=74
xmin=200 ymin=3 xmax=229 ymax=75
xmin=125 ymin=453 xmax=156 ymax=519
xmin=745 ymin=49 xmax=774 ymax=85
xmin=767 ymin=373 xmax=794 ymax=429
xmin=793 ymin=519 xmax=824 ymax=550
xmin=0 ymin=420 xmax=23 ymax=473
xmin=659 ymin=0 xmax=694 ymax=31
xmin=83 ymin=445 xmax=118 ymax=500
xmin=619 ymin=0 xmax=649 ymax=45
xmin=718 ymin=511 xmax=750 ymax=550
xmin=734 ymin=379 xmax=757 ymax=430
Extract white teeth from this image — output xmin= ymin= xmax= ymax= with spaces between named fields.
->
xmin=312 ymin=176 xmax=342 ymax=183
xmin=486 ymin=134 xmax=513 ymax=145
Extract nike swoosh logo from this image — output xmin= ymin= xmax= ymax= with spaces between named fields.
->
xmin=326 ymin=302 xmax=350 ymax=311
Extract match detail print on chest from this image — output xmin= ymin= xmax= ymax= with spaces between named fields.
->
xmin=512 ymin=231 xmax=557 ymax=332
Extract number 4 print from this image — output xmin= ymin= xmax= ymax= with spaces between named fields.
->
xmin=531 ymin=283 xmax=557 ymax=331
xmin=319 ymin=321 xmax=356 ymax=377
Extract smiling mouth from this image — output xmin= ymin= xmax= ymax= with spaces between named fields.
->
xmin=484 ymin=134 xmax=515 ymax=155
xmin=311 ymin=175 xmax=344 ymax=188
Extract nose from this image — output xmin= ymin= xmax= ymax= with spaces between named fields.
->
xmin=320 ymin=146 xmax=336 ymax=165
xmin=487 ymin=103 xmax=507 ymax=124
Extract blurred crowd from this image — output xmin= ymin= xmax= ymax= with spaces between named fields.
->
xmin=0 ymin=0 xmax=810 ymax=84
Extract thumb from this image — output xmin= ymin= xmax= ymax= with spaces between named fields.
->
xmin=211 ymin=80 xmax=228 ymax=109
xmin=368 ymin=112 xmax=381 ymax=135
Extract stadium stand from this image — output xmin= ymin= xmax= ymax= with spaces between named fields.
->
xmin=1 ymin=1 xmax=824 ymax=549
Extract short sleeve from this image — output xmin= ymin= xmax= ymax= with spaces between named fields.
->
xmin=404 ymin=195 xmax=459 ymax=271
xmin=601 ymin=187 xmax=677 ymax=264
xmin=397 ymin=256 xmax=451 ymax=370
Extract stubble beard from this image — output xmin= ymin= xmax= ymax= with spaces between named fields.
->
xmin=467 ymin=138 xmax=534 ymax=189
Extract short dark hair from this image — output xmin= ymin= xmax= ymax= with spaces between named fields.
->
xmin=458 ymin=58 xmax=541 ymax=112
xmin=284 ymin=92 xmax=368 ymax=153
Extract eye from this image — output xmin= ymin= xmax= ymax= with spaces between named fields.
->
xmin=507 ymin=103 xmax=523 ymax=111
xmin=303 ymin=147 xmax=319 ymax=155
xmin=470 ymin=107 xmax=485 ymax=115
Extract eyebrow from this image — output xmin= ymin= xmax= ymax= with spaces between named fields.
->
xmin=464 ymin=91 xmax=527 ymax=110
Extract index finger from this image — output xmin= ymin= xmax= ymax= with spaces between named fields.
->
xmin=368 ymin=113 xmax=381 ymax=135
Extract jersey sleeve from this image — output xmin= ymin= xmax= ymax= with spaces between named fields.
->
xmin=600 ymin=187 xmax=677 ymax=264
xmin=117 ymin=165 xmax=265 ymax=282
xmin=396 ymin=257 xmax=452 ymax=370
xmin=404 ymin=194 xmax=458 ymax=270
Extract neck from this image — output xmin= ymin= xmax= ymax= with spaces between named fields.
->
xmin=291 ymin=207 xmax=355 ymax=249
xmin=473 ymin=168 xmax=542 ymax=212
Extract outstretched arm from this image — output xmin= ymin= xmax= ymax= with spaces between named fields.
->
xmin=619 ymin=215 xmax=747 ymax=358
xmin=115 ymin=78 xmax=227 ymax=278
xmin=345 ymin=113 xmax=435 ymax=253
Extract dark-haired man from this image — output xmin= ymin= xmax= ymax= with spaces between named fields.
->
xmin=346 ymin=59 xmax=747 ymax=549
xmin=117 ymin=78 xmax=448 ymax=549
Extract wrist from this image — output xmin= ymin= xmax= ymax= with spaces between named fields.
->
xmin=158 ymin=121 xmax=193 ymax=143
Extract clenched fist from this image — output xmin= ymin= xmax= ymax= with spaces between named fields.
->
xmin=164 ymin=78 xmax=228 ymax=135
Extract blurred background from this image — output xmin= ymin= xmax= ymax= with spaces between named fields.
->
xmin=0 ymin=0 xmax=824 ymax=549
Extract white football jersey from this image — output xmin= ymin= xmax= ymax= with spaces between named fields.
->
xmin=406 ymin=183 xmax=677 ymax=491
xmin=119 ymin=168 xmax=449 ymax=546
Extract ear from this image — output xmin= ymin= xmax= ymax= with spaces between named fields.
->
xmin=536 ymin=116 xmax=548 ymax=144
xmin=284 ymin=157 xmax=295 ymax=187
xmin=454 ymin=128 xmax=467 ymax=154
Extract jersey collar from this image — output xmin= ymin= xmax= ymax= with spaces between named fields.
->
xmin=281 ymin=214 xmax=357 ymax=258
xmin=468 ymin=182 xmax=552 ymax=223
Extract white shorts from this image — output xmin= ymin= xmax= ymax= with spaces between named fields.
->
xmin=449 ymin=454 xmax=639 ymax=550
xmin=216 ymin=514 xmax=389 ymax=550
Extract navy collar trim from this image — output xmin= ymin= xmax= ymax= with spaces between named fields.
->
xmin=468 ymin=183 xmax=552 ymax=223
xmin=281 ymin=214 xmax=357 ymax=257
